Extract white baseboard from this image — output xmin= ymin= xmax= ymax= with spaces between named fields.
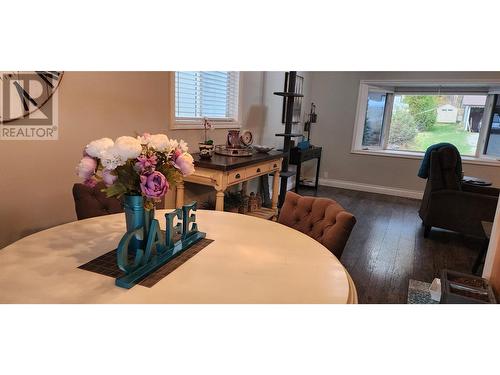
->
xmin=318 ymin=178 xmax=423 ymax=200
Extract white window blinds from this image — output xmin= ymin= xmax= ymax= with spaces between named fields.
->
xmin=175 ymin=71 xmax=240 ymax=122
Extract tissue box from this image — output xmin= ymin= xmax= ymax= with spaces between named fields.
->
xmin=429 ymin=278 xmax=441 ymax=302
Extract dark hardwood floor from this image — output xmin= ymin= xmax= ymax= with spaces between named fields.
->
xmin=300 ymin=186 xmax=484 ymax=304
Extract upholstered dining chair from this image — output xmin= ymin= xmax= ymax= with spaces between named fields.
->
xmin=278 ymin=191 xmax=356 ymax=259
xmin=72 ymin=182 xmax=124 ymax=220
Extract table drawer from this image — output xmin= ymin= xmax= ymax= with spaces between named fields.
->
xmin=269 ymin=160 xmax=281 ymax=171
xmin=227 ymin=168 xmax=246 ymax=184
xmin=246 ymin=162 xmax=271 ymax=179
xmin=311 ymin=148 xmax=322 ymax=158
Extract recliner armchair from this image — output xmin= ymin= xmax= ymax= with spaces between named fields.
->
xmin=418 ymin=146 xmax=499 ymax=238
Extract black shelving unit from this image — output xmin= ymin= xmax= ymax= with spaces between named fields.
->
xmin=274 ymin=71 xmax=304 ymax=207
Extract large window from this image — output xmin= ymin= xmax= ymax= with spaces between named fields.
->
xmin=484 ymin=95 xmax=500 ymax=157
xmin=174 ymin=71 xmax=240 ymax=126
xmin=362 ymin=91 xmax=387 ymax=147
xmin=354 ymin=81 xmax=500 ymax=161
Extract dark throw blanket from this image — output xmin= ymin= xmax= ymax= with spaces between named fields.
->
xmin=417 ymin=143 xmax=462 ymax=180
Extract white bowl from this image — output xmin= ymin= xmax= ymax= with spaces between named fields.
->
xmin=429 ymin=278 xmax=441 ymax=302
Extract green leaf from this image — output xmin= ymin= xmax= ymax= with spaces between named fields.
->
xmin=103 ymin=182 xmax=128 ymax=198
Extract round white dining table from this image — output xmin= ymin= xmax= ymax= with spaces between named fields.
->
xmin=0 ymin=210 xmax=357 ymax=303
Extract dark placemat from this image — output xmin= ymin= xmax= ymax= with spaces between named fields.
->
xmin=78 ymin=238 xmax=214 ymax=288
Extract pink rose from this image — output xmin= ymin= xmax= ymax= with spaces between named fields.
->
xmin=172 ymin=148 xmax=182 ymax=161
xmin=135 ymin=154 xmax=157 ymax=174
xmin=83 ymin=177 xmax=97 ymax=188
xmin=140 ymin=171 xmax=168 ymax=199
xmin=175 ymin=153 xmax=195 ymax=176
xmin=102 ymin=169 xmax=118 ymax=187
xmin=76 ymin=156 xmax=97 ymax=179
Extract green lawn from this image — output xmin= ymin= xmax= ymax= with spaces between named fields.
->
xmin=403 ymin=123 xmax=478 ymax=156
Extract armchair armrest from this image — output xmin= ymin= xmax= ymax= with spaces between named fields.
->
xmin=461 ymin=183 xmax=500 ymax=197
xmin=428 ymin=190 xmax=498 ymax=236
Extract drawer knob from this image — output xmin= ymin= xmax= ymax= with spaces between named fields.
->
xmin=256 ymin=168 xmax=261 ymax=173
xmin=235 ymin=173 xmax=240 ymax=179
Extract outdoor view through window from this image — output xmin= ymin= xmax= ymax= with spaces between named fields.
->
xmin=387 ymin=95 xmax=486 ymax=155
xmin=361 ymin=93 xmax=495 ymax=156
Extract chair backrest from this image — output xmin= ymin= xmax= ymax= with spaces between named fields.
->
xmin=278 ymin=191 xmax=356 ymax=259
xmin=72 ymin=182 xmax=123 ymax=220
xmin=429 ymin=147 xmax=461 ymax=191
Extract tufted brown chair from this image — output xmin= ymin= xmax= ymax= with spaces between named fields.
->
xmin=72 ymin=182 xmax=124 ymax=220
xmin=278 ymin=191 xmax=356 ymax=259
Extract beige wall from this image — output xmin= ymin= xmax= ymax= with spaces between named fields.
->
xmin=0 ymin=71 xmax=265 ymax=249
xmin=308 ymin=71 xmax=500 ymax=192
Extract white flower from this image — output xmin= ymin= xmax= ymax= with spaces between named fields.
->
xmin=148 ymin=134 xmax=170 ymax=152
xmin=85 ymin=138 xmax=114 ymax=158
xmin=137 ymin=133 xmax=152 ymax=145
xmin=100 ymin=146 xmax=127 ymax=170
xmin=114 ymin=136 xmax=143 ymax=159
xmin=178 ymin=139 xmax=189 ymax=153
xmin=169 ymin=139 xmax=179 ymax=151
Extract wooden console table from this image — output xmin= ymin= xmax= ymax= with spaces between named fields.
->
xmin=289 ymin=145 xmax=322 ymax=192
xmin=176 ymin=151 xmax=284 ymax=218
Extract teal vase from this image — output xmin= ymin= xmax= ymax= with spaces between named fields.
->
xmin=123 ymin=195 xmax=155 ymax=252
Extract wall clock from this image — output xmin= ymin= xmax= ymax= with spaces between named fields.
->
xmin=0 ymin=71 xmax=63 ymax=123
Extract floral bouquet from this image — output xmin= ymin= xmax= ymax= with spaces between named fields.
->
xmin=76 ymin=133 xmax=194 ymax=209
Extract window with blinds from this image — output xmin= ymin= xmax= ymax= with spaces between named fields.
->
xmin=174 ymin=71 xmax=240 ymax=123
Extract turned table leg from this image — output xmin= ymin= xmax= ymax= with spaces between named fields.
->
xmin=215 ymin=189 xmax=225 ymax=211
xmin=271 ymin=169 xmax=280 ymax=215
xmin=176 ymin=180 xmax=185 ymax=208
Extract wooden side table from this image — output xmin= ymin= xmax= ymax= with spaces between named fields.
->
xmin=176 ymin=151 xmax=284 ymax=219
xmin=289 ymin=145 xmax=322 ymax=193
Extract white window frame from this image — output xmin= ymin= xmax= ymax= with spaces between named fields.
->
xmin=352 ymin=79 xmax=500 ymax=166
xmin=169 ymin=71 xmax=242 ymax=130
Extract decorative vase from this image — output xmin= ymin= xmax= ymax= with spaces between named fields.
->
xmin=123 ymin=195 xmax=155 ymax=252
xmin=199 ymin=142 xmax=214 ymax=159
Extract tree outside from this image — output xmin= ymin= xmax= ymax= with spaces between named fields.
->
xmin=387 ymin=94 xmax=485 ymax=155
xmin=404 ymin=96 xmax=438 ymax=131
